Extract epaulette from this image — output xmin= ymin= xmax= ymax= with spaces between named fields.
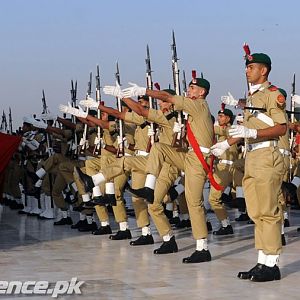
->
xmin=268 ymin=85 xmax=278 ymax=92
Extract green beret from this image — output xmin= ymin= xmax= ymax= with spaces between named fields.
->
xmin=218 ymin=108 xmax=233 ymax=118
xmin=163 ymin=88 xmax=176 ymax=95
xmin=278 ymin=88 xmax=287 ymax=99
xmin=246 ymin=53 xmax=271 ymax=68
xmin=189 ymin=78 xmax=210 ymax=92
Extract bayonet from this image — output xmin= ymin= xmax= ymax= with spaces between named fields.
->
xmin=93 ymin=65 xmax=102 ymax=156
xmin=8 ymin=107 xmax=12 ymax=134
xmin=115 ymin=61 xmax=124 ymax=157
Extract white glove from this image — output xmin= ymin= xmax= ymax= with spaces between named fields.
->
xmin=210 ymin=140 xmax=231 ymax=157
xmin=79 ymin=138 xmax=86 ymax=146
xmin=31 ymin=119 xmax=48 ymax=129
xmin=93 ymin=136 xmax=101 ymax=145
xmin=173 ymin=122 xmax=183 ymax=133
xmin=59 ymin=103 xmax=88 ymax=118
xmin=292 ymin=94 xmax=300 ymax=105
xmin=103 ymin=81 xmax=123 ymax=98
xmin=229 ymin=125 xmax=257 ymax=139
xmin=221 ymin=92 xmax=238 ymax=106
xmin=35 ymin=179 xmax=43 ymax=188
xmin=147 ymin=126 xmax=155 ymax=137
xmin=122 ymin=82 xmax=146 ymax=98
xmin=47 ymin=147 xmax=54 ymax=156
xmin=79 ymin=97 xmax=99 ymax=109
xmin=117 ymin=136 xmax=128 ymax=148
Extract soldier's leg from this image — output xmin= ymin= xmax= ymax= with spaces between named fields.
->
xmin=148 ymin=163 xmax=180 ymax=254
xmin=243 ymin=149 xmax=283 ymax=256
xmin=182 ymin=152 xmax=211 ymax=264
xmin=209 ymin=164 xmax=234 ymax=235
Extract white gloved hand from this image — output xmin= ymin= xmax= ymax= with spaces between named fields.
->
xmin=93 ymin=136 xmax=101 ymax=145
xmin=79 ymin=97 xmax=99 ymax=109
xmin=117 ymin=136 xmax=128 ymax=148
xmin=47 ymin=147 xmax=54 ymax=156
xmin=173 ymin=122 xmax=183 ymax=133
xmin=147 ymin=126 xmax=155 ymax=137
xmin=221 ymin=92 xmax=238 ymax=106
xmin=292 ymin=94 xmax=300 ymax=105
xmin=229 ymin=125 xmax=257 ymax=139
xmin=31 ymin=119 xmax=48 ymax=129
xmin=59 ymin=103 xmax=88 ymax=118
xmin=59 ymin=102 xmax=77 ymax=115
xmin=210 ymin=140 xmax=231 ymax=157
xmin=103 ymin=81 xmax=123 ymax=98
xmin=79 ymin=138 xmax=86 ymax=146
xmin=122 ymin=82 xmax=146 ymax=98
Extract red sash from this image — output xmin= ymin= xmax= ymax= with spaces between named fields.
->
xmin=186 ymin=122 xmax=223 ymax=191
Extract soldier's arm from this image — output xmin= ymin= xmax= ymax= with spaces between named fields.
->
xmin=57 ymin=117 xmax=76 ymax=130
xmin=98 ymin=104 xmax=126 ymax=120
xmin=122 ymin=98 xmax=149 ymax=117
xmin=145 ymin=90 xmax=175 ymax=103
xmin=85 ymin=115 xmax=110 ymax=129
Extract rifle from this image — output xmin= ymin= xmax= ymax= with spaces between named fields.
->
xmin=145 ymin=44 xmax=157 ymax=152
xmin=115 ymin=62 xmax=125 ymax=157
xmin=69 ymin=80 xmax=78 ymax=158
xmin=171 ymin=30 xmax=185 ymax=149
xmin=182 ymin=70 xmax=187 ymax=97
xmin=41 ymin=90 xmax=53 ymax=210
xmin=289 ymin=73 xmax=296 ymax=181
xmin=1 ymin=110 xmax=7 ymax=132
xmin=8 ymin=107 xmax=13 ymax=134
xmin=79 ymin=72 xmax=92 ymax=155
xmin=93 ymin=65 xmax=102 ymax=156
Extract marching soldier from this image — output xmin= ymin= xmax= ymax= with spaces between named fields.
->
xmin=213 ymin=53 xmax=287 ymax=282
xmin=116 ymin=77 xmax=215 ymax=263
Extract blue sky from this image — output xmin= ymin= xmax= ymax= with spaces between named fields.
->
xmin=1 ymin=0 xmax=300 ymax=129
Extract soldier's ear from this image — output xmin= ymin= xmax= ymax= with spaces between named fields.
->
xmin=260 ymin=65 xmax=268 ymax=77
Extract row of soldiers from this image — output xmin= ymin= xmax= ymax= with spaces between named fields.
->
xmin=2 ymin=51 xmax=300 ymax=283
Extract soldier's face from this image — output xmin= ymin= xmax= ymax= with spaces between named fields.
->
xmin=158 ymin=100 xmax=172 ymax=112
xmin=101 ymin=112 xmax=108 ymax=121
xmin=246 ymin=63 xmax=267 ymax=84
xmin=218 ymin=114 xmax=230 ymax=126
xmin=138 ymin=99 xmax=149 ymax=109
xmin=187 ymin=85 xmax=205 ymax=99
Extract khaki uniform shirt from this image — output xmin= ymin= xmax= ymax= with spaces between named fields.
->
xmin=125 ymin=112 xmax=148 ymax=151
xmin=244 ymin=81 xmax=287 ymax=144
xmin=147 ymin=109 xmax=176 ymax=145
xmin=173 ymin=96 xmax=214 ymax=148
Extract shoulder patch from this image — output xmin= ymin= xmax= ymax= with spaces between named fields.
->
xmin=268 ymin=85 xmax=278 ymax=92
xmin=276 ymin=94 xmax=286 ymax=108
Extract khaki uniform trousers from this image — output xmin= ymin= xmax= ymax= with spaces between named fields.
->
xmin=232 ymin=158 xmax=245 ymax=187
xmin=85 ymin=155 xmax=128 ymax=223
xmin=208 ymin=163 xmax=233 ymax=221
xmin=278 ymin=155 xmax=289 ymax=219
xmin=52 ymin=160 xmax=83 ymax=209
xmin=6 ymin=160 xmax=22 ymax=199
xmin=148 ymin=162 xmax=179 ymax=237
xmin=146 ymin=143 xmax=208 ymax=239
xmin=102 ymin=155 xmax=150 ymax=228
xmin=243 ymin=147 xmax=284 ymax=255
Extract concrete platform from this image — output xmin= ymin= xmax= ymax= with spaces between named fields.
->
xmin=1 ymin=204 xmax=300 ymax=300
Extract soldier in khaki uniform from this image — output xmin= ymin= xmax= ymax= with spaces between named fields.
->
xmin=77 ymin=98 xmax=153 ymax=244
xmin=117 ymin=91 xmax=182 ymax=253
xmin=83 ymin=111 xmax=134 ymax=237
xmin=212 ymin=53 xmax=286 ymax=282
xmin=210 ymin=108 xmax=238 ymax=235
xmin=119 ymin=77 xmax=214 ymax=264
